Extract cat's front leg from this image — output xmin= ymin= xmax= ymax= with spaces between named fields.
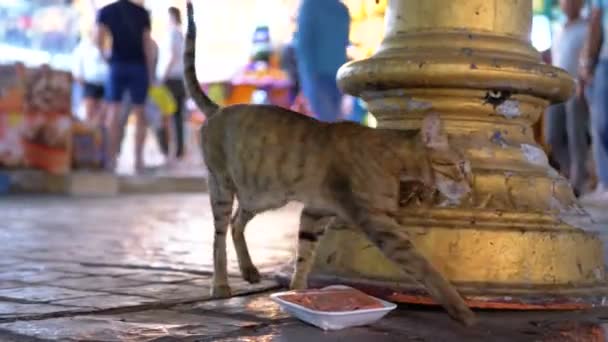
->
xmin=290 ymin=209 xmax=333 ymax=289
xmin=209 ymin=179 xmax=235 ymax=298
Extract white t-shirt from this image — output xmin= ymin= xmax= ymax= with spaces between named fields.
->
xmin=157 ymin=27 xmax=184 ymax=80
xmin=551 ymin=19 xmax=588 ymax=76
xmin=71 ymin=38 xmax=109 ymax=86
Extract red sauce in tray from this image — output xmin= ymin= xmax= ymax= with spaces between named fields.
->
xmin=278 ymin=288 xmax=384 ymax=312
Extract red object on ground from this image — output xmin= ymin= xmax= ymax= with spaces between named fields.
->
xmin=278 ymin=288 xmax=384 ymax=312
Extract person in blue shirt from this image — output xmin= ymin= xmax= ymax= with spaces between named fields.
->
xmin=95 ymin=0 xmax=155 ymax=173
xmin=295 ymin=0 xmax=351 ymax=122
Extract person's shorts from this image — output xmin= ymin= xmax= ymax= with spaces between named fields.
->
xmin=83 ymin=82 xmax=105 ymax=100
xmin=105 ymin=62 xmax=149 ymax=105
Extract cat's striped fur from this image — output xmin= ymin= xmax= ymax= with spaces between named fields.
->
xmin=184 ymin=1 xmax=475 ymax=326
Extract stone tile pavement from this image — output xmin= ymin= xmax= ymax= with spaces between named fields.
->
xmin=0 ymin=194 xmax=294 ymax=340
xmin=2 ymin=194 xmax=608 ymax=341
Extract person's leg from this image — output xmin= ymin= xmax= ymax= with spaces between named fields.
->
xmin=89 ymin=98 xmax=104 ymax=128
xmin=131 ymin=104 xmax=147 ymax=172
xmin=565 ymin=96 xmax=590 ymax=195
xmin=156 ymin=126 xmax=169 ymax=156
xmin=304 ymin=74 xmax=341 ymax=122
xmin=115 ymin=92 xmax=133 ymax=157
xmin=544 ymin=103 xmax=569 ymax=176
xmin=104 ymin=102 xmax=122 ymax=171
xmin=591 ymin=61 xmax=608 ymax=192
xmin=86 ymin=84 xmax=106 ymax=128
xmin=83 ymin=97 xmax=96 ymax=123
xmin=127 ymin=64 xmax=150 ymax=173
xmin=83 ymin=85 xmax=94 ymax=121
xmin=164 ymin=115 xmax=177 ymax=167
xmin=89 ymin=88 xmax=106 ymax=168
xmin=166 ymin=79 xmax=186 ymax=159
xmin=328 ymin=75 xmax=344 ymax=121
xmin=154 ymin=85 xmax=169 ymax=157
xmin=287 ymin=73 xmax=300 ymax=107
xmin=103 ymin=65 xmax=127 ymax=171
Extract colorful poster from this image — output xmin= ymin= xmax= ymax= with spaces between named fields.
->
xmin=0 ymin=63 xmax=72 ymax=174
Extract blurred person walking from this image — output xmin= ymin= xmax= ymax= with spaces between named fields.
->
xmin=581 ymin=0 xmax=608 ymax=201
xmin=294 ymin=0 xmax=350 ymax=122
xmin=116 ymin=38 xmax=169 ymax=171
xmin=545 ymin=0 xmax=589 ymax=197
xmin=95 ymin=0 xmax=155 ymax=173
xmin=281 ymin=33 xmax=300 ymax=107
xmin=157 ymin=6 xmax=186 ymax=164
xmin=71 ymin=28 xmax=108 ymax=128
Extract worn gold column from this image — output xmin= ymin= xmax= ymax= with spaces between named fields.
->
xmin=310 ymin=0 xmax=608 ymax=309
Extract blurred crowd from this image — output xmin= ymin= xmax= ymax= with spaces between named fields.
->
xmin=547 ymin=0 xmax=608 ymax=202
xmin=72 ymin=0 xmax=184 ymax=173
xmin=69 ymin=0 xmax=608 ymax=205
xmin=71 ymin=0 xmax=362 ymax=174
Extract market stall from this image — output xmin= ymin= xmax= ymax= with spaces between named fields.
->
xmin=0 ymin=63 xmax=73 ymax=175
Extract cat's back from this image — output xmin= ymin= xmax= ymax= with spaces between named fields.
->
xmin=329 ymin=122 xmax=418 ymax=153
xmin=204 ymin=104 xmax=336 ymax=205
xmin=209 ymin=104 xmax=326 ymax=145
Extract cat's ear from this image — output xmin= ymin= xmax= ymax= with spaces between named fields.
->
xmin=421 ymin=113 xmax=448 ymax=149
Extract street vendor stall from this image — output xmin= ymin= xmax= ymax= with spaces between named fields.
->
xmin=0 ymin=63 xmax=73 ymax=175
xmin=223 ymin=26 xmax=292 ymax=107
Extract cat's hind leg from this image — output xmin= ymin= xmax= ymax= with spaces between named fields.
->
xmin=230 ymin=206 xmax=260 ymax=284
xmin=355 ymin=211 xmax=476 ymax=326
xmin=209 ymin=174 xmax=235 ymax=298
xmin=290 ymin=208 xmax=333 ymax=290
xmin=328 ymin=172 xmax=475 ymax=325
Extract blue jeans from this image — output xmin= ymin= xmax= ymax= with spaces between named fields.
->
xmin=590 ymin=61 xmax=608 ymax=186
xmin=301 ymin=73 xmax=342 ymax=122
xmin=544 ymin=96 xmax=589 ymax=192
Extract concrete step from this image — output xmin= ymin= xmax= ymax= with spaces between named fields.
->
xmin=118 ymin=175 xmax=208 ymax=194
xmin=69 ymin=172 xmax=119 ymax=196
xmin=2 ymin=170 xmax=207 ymax=196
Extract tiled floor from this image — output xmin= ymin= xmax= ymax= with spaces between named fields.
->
xmin=1 ymin=194 xmax=608 ymax=341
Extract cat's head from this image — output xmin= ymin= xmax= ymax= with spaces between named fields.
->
xmin=420 ymin=113 xmax=472 ymax=202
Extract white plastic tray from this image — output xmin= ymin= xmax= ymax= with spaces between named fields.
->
xmin=270 ymin=285 xmax=397 ymax=331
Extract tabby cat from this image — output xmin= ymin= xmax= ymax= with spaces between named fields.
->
xmin=184 ymin=1 xmax=475 ymax=326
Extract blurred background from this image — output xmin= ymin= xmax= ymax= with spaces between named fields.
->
xmin=0 ymin=0 xmax=592 ymax=184
xmin=0 ymin=0 xmax=565 ymax=79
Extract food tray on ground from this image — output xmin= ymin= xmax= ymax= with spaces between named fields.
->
xmin=270 ymin=285 xmax=397 ymax=331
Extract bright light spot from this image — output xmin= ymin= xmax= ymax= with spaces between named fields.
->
xmin=531 ymin=15 xmax=552 ymax=52
xmin=367 ymin=113 xmax=377 ymax=128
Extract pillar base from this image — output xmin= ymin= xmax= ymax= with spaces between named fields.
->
xmin=304 ymin=0 xmax=608 ymax=311
xmin=276 ymin=264 xmax=608 ymax=311
xmin=303 ymin=275 xmax=608 ymax=311
xmin=280 ymin=208 xmax=608 ymax=310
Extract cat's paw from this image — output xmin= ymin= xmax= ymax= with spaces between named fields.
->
xmin=211 ymin=285 xmax=232 ymax=298
xmin=449 ymin=304 xmax=477 ymax=327
xmin=242 ymin=266 xmax=261 ymax=284
xmin=459 ymin=308 xmax=477 ymax=327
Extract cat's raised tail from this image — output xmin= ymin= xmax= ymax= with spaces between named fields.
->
xmin=184 ymin=1 xmax=221 ymax=117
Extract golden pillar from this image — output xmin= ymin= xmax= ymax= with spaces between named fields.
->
xmin=310 ymin=0 xmax=608 ymax=309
